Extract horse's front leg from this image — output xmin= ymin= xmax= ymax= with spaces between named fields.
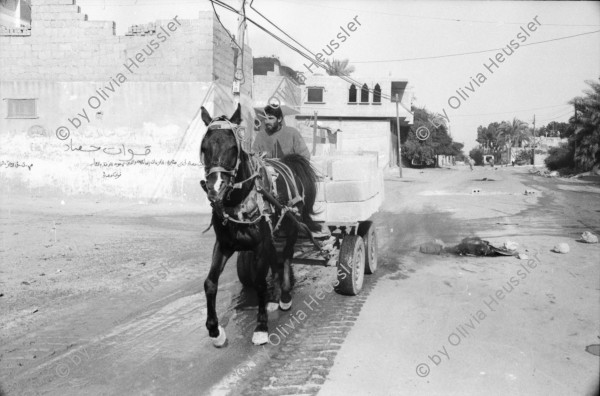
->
xmin=204 ymin=240 xmax=233 ymax=348
xmin=279 ymin=226 xmax=298 ymax=311
xmin=251 ymin=240 xmax=276 ymax=345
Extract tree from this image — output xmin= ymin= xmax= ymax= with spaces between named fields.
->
xmin=476 ymin=122 xmax=502 ymax=157
xmin=543 ymin=121 xmax=572 ymax=138
xmin=325 ymin=59 xmax=355 ymax=76
xmin=402 ymin=107 xmax=464 ymax=166
xmin=469 ymin=148 xmax=484 ymax=166
xmin=569 ymin=79 xmax=600 ymax=171
xmin=498 ymin=118 xmax=529 ymax=163
xmin=545 ymin=142 xmax=575 ymax=171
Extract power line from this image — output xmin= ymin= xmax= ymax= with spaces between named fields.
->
xmin=247 ymin=0 xmax=397 ymax=102
xmin=352 ymin=29 xmax=600 ymax=63
xmin=211 ymin=0 xmax=242 ymax=51
xmin=277 ymin=0 xmax=600 ymax=27
xmin=538 ymin=109 xmax=574 ymax=123
xmin=451 ymin=103 xmax=572 ymax=118
xmin=211 ymin=0 xmax=405 ymax=107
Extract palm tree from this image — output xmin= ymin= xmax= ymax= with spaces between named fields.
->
xmin=325 ymin=59 xmax=355 ymax=76
xmin=498 ymin=118 xmax=529 ymax=164
xmin=569 ymin=79 xmax=600 ymax=171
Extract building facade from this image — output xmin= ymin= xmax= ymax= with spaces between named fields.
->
xmin=0 ymin=0 xmax=252 ymax=203
xmin=251 ymin=58 xmax=414 ymax=167
xmin=296 ymin=75 xmax=413 ymax=167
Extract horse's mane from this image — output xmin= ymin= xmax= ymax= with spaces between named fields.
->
xmin=278 ymin=154 xmax=320 ymax=232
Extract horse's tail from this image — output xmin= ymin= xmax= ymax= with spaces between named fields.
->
xmin=279 ymin=154 xmax=320 ymax=231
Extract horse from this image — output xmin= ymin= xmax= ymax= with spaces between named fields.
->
xmin=199 ymin=104 xmax=319 ymax=347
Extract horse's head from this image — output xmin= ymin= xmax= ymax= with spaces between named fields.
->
xmin=200 ymin=104 xmax=242 ymax=202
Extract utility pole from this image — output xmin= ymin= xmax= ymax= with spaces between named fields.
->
xmin=531 ymin=114 xmax=536 ymax=165
xmin=312 ymin=111 xmax=318 ymax=156
xmin=395 ymin=94 xmax=402 ymax=178
xmin=232 ymin=0 xmax=247 ymax=108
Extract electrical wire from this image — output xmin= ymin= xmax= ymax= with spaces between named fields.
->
xmin=213 ymin=0 xmax=402 ymax=105
xmin=81 ymin=0 xmax=600 ymax=28
xmin=352 ymin=29 xmax=600 ymax=63
xmin=451 ymin=103 xmax=572 ymax=118
xmin=538 ymin=109 xmax=575 ymax=123
xmin=277 ymin=0 xmax=600 ymax=28
xmin=211 ymin=0 xmax=243 ymax=51
xmin=248 ymin=0 xmax=402 ymax=105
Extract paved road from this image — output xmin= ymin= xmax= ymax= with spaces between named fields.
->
xmin=1 ymin=165 xmax=598 ymax=396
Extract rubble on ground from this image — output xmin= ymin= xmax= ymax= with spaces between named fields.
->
xmin=580 ymin=231 xmax=598 ymax=244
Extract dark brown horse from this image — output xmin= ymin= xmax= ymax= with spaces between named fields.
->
xmin=200 ymin=104 xmax=319 ymax=347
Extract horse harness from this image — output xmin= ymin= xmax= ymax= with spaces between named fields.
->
xmin=200 ymin=118 xmax=305 ymax=236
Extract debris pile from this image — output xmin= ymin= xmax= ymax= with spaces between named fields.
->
xmin=580 ymin=231 xmax=598 ymax=244
xmin=552 ymin=243 xmax=570 ymax=254
xmin=420 ymin=237 xmax=518 ymax=257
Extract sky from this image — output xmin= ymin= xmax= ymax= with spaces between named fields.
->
xmin=78 ymin=0 xmax=600 ymax=150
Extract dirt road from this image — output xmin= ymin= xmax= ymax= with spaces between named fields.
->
xmin=1 ymin=165 xmax=598 ymax=395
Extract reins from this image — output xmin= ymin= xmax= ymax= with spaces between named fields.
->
xmin=199 ymin=117 xmax=320 ymax=250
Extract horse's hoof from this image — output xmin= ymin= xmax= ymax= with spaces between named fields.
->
xmin=267 ymin=302 xmax=279 ymax=312
xmin=279 ymin=299 xmax=292 ymax=311
xmin=252 ymin=331 xmax=268 ymax=346
xmin=211 ymin=325 xmax=227 ymax=348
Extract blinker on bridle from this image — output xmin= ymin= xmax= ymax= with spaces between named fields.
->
xmin=201 ymin=118 xmax=244 ymax=179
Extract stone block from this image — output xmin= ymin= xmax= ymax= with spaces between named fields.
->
xmin=50 ymin=12 xmax=85 ymax=21
xmin=327 ymin=154 xmax=378 ymax=181
xmin=31 ymin=20 xmax=45 ymax=30
xmin=324 ymin=179 xmax=375 ymax=203
xmin=32 ymin=4 xmax=79 ymax=14
xmin=310 ymin=157 xmax=329 ymax=178
xmin=324 ymin=193 xmax=381 ymax=223
xmin=313 ymin=201 xmax=327 ymax=222
xmin=315 ymin=181 xmax=325 ymax=202
xmin=31 ymin=0 xmax=75 ymax=5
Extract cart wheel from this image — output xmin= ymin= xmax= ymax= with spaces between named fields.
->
xmin=236 ymin=251 xmax=256 ymax=287
xmin=335 ymin=235 xmax=365 ymax=296
xmin=358 ymin=221 xmax=378 ymax=274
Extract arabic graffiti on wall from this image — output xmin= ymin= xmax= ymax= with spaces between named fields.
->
xmin=63 ymin=139 xmax=152 ymax=162
xmin=1 ymin=160 xmax=34 ymax=170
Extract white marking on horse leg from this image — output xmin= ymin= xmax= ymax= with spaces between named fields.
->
xmin=211 ymin=325 xmax=227 ymax=347
xmin=252 ymin=331 xmax=268 ymax=345
xmin=279 ymin=299 xmax=292 ymax=311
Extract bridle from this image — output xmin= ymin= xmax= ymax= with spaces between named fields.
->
xmin=200 ymin=117 xmax=243 ymax=180
xmin=200 ymin=118 xmax=261 ymax=221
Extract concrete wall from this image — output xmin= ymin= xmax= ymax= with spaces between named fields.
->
xmin=0 ymin=81 xmax=253 ymax=204
xmin=0 ymin=0 xmax=252 ymax=89
xmin=0 ymin=0 xmax=254 ymax=204
xmin=253 ymin=75 xmax=302 ymax=111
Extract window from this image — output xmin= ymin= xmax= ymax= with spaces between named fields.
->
xmin=360 ymin=84 xmax=369 ymax=103
xmin=348 ymin=85 xmax=357 ymax=103
xmin=306 ymin=87 xmax=324 ymax=103
xmin=373 ymin=84 xmax=381 ymax=103
xmin=5 ymin=99 xmax=37 ymax=119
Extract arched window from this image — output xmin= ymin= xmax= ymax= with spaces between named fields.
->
xmin=361 ymin=84 xmax=369 ymax=103
xmin=348 ymin=85 xmax=357 ymax=103
xmin=373 ymin=83 xmax=381 ymax=103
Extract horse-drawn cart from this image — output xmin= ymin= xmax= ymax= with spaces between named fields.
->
xmin=237 ymin=152 xmax=383 ymax=296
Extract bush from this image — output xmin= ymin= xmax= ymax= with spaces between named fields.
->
xmin=469 ymin=148 xmax=484 ymax=166
xmin=403 ymin=139 xmax=436 ymax=167
xmin=545 ymin=142 xmax=574 ymax=171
